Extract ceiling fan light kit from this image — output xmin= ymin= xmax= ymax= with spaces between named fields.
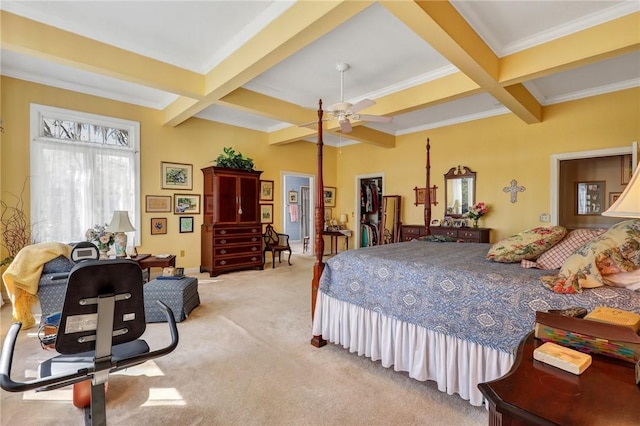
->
xmin=298 ymin=62 xmax=392 ymax=133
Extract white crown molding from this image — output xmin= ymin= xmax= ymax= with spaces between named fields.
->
xmin=396 ymin=107 xmax=510 ymax=136
xmin=3 ymin=68 xmax=177 ymax=110
xmin=543 ymin=78 xmax=640 ymax=105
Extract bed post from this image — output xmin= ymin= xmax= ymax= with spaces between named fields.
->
xmin=424 ymin=138 xmax=432 ymax=236
xmin=311 ymin=99 xmax=327 ymax=348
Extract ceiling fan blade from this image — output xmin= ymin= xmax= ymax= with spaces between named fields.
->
xmin=339 ymin=118 xmax=352 ymax=133
xmin=350 ymin=99 xmax=375 ymax=113
xmin=357 ymin=114 xmax=392 ymax=123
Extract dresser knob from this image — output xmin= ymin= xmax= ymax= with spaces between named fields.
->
xmin=251 ymin=257 xmax=257 ymax=261
xmin=220 ymin=249 xmax=226 ymax=254
xmin=220 ymin=239 xmax=227 ymax=244
xmin=251 ymin=237 xmax=257 ymax=242
xmin=220 ymin=230 xmax=226 ymax=235
xmin=220 ymin=260 xmax=226 ymax=265
xmin=251 ymin=247 xmax=257 ymax=251
xmin=251 ymin=228 xmax=258 ymax=233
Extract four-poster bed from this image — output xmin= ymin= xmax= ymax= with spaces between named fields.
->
xmin=308 ymin=100 xmax=640 ymax=406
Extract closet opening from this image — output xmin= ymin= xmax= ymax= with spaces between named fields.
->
xmin=354 ymin=173 xmax=384 ymax=248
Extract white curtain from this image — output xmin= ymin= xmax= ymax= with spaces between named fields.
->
xmin=31 ymin=139 xmax=136 ymax=244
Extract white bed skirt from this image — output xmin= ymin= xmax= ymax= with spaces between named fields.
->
xmin=312 ymin=291 xmax=516 ymax=406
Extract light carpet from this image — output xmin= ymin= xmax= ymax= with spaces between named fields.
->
xmin=0 ymin=254 xmax=486 ymax=425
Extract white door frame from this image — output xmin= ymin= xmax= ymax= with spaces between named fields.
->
xmin=354 ymin=172 xmax=385 ymax=248
xmin=281 ymin=171 xmax=315 ymax=255
xmin=550 ymin=141 xmax=637 ymax=225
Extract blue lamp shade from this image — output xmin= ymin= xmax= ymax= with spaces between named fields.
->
xmin=108 ymin=211 xmax=135 ymax=257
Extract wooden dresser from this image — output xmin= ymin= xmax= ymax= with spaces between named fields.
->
xmin=200 ymin=166 xmax=263 ymax=276
xmin=401 ymin=225 xmax=490 ymax=243
xmin=400 ymin=224 xmax=427 ymax=242
xmin=431 ymin=226 xmax=490 ymax=243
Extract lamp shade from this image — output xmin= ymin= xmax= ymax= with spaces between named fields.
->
xmin=339 ymin=214 xmax=348 ymax=224
xmin=108 ymin=211 xmax=136 ymax=232
xmin=602 ymin=165 xmax=640 ymax=218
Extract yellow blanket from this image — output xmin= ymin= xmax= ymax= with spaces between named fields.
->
xmin=2 ymin=242 xmax=71 ymax=329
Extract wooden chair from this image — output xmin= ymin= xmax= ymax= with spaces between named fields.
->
xmin=262 ymin=224 xmax=292 ymax=268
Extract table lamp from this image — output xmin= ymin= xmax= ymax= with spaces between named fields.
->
xmin=602 ymin=164 xmax=640 ymax=218
xmin=339 ymin=213 xmax=348 ymax=228
xmin=108 ymin=210 xmax=135 ymax=257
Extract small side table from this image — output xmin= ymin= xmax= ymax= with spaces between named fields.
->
xmin=479 ymin=332 xmax=639 ymax=425
xmin=136 ymin=254 xmax=176 ymax=278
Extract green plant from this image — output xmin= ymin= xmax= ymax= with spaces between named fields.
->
xmin=214 ymin=147 xmax=254 ymax=171
xmin=1 ymin=180 xmax=34 ymax=267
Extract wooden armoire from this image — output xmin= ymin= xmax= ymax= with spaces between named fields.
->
xmin=200 ymin=166 xmax=263 ymax=276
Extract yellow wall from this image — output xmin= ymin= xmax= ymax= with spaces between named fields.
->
xmin=0 ymin=76 xmax=327 ymax=270
xmin=335 ymin=88 xmax=640 ymax=241
xmin=2 ymin=76 xmax=639 ymax=267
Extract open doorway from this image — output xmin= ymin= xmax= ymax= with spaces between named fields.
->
xmin=282 ymin=172 xmax=315 ymax=255
xmin=354 ymin=173 xmax=384 ymax=249
xmin=550 ymin=142 xmax=637 ymax=226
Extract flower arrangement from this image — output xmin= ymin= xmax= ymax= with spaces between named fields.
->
xmin=85 ymin=224 xmax=115 ymax=251
xmin=465 ymin=202 xmax=488 ymax=227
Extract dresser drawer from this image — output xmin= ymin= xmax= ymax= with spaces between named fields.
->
xmin=214 ymin=226 xmax=261 ymax=237
xmin=214 ymin=254 xmax=262 ymax=269
xmin=214 ymin=243 xmax=261 ymax=257
xmin=214 ymin=234 xmax=261 ymax=245
xmin=432 ymin=228 xmax=458 ymax=238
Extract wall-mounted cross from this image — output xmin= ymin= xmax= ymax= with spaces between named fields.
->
xmin=503 ymin=179 xmax=526 ymax=203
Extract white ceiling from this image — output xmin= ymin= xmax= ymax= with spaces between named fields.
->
xmin=2 ymin=1 xmax=639 ymax=146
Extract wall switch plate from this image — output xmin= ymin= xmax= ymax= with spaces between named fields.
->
xmin=539 ymin=213 xmax=550 ymax=222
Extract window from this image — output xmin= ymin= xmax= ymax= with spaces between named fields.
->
xmin=30 ymin=104 xmax=140 ymax=245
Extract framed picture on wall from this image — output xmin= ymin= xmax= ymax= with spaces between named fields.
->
xmin=179 ymin=216 xmax=194 ymax=233
xmin=174 ymin=194 xmax=200 ymax=214
xmin=324 ymin=187 xmax=336 ymax=207
xmin=576 ymin=181 xmax=605 ymax=215
xmin=609 ymin=191 xmax=622 ymax=207
xmin=621 ymin=154 xmax=632 ymax=185
xmin=260 ymin=204 xmax=273 ymax=224
xmin=145 ymin=195 xmax=171 ymax=212
xmin=150 ymin=218 xmax=167 ymax=235
xmin=161 ymin=162 xmax=193 ymax=190
xmin=260 ymin=180 xmax=274 ymax=201
xmin=288 ymin=190 xmax=298 ymax=204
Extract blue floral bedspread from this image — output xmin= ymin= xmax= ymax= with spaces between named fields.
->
xmin=318 ymin=241 xmax=640 ymax=354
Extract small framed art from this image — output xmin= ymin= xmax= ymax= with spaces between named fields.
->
xmin=621 ymin=154 xmax=632 ymax=185
xmin=324 ymin=208 xmax=332 ymax=221
xmin=609 ymin=192 xmax=622 ymax=207
xmin=260 ymin=204 xmax=273 ymax=224
xmin=161 ymin=162 xmax=193 ymax=190
xmin=174 ymin=194 xmax=201 ymax=214
xmin=430 ymin=218 xmax=441 ymax=227
xmin=260 ymin=180 xmax=274 ymax=201
xmin=145 ymin=195 xmax=171 ymax=213
xmin=150 ymin=218 xmax=167 ymax=235
xmin=288 ymin=190 xmax=298 ymax=204
xmin=324 ymin=187 xmax=336 ymax=207
xmin=576 ymin=181 xmax=605 ymax=215
xmin=179 ymin=216 xmax=194 ymax=233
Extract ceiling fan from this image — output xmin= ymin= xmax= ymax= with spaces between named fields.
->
xmin=302 ymin=62 xmax=392 ymax=133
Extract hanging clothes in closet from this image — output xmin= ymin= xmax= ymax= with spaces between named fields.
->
xmin=359 ymin=178 xmax=382 ymax=247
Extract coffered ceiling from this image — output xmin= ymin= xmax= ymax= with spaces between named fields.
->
xmin=1 ymin=1 xmax=638 ymax=147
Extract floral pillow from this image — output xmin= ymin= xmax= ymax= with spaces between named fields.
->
xmin=486 ymin=226 xmax=567 ymax=263
xmin=540 ymin=220 xmax=640 ymax=293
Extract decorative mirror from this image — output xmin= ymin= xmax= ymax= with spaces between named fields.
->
xmin=380 ymin=195 xmax=401 ymax=244
xmin=444 ymin=166 xmax=476 ymax=219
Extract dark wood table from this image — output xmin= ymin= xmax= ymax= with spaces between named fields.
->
xmin=133 ymin=254 xmax=176 ymax=277
xmin=323 ymin=230 xmax=349 ymax=255
xmin=478 ymin=332 xmax=640 ymax=425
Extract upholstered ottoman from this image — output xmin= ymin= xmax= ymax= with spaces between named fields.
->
xmin=143 ymin=276 xmax=200 ymax=323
